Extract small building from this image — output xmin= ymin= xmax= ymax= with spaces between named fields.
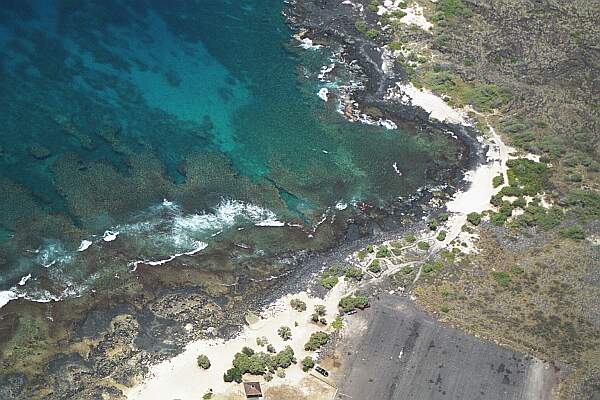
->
xmin=243 ymin=382 xmax=262 ymax=398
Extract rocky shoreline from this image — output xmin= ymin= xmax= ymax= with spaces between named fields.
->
xmin=0 ymin=2 xmax=493 ymax=399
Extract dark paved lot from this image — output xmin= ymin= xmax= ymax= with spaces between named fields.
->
xmin=335 ymin=295 xmax=557 ymax=400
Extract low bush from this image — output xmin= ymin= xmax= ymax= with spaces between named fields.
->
xmin=339 ymin=295 xmax=369 ymax=313
xmin=355 ymin=20 xmax=368 ymax=33
xmin=560 ymin=225 xmax=586 ymax=240
xmin=427 ymin=218 xmax=439 ymax=231
xmin=467 ymin=212 xmax=481 ymax=226
xmin=197 ymin=355 xmax=211 ymax=370
xmin=417 ymin=241 xmax=431 ymax=251
xmin=278 ymin=326 xmax=292 ymax=341
xmin=491 ymin=271 xmax=511 ymax=287
xmin=344 ymin=267 xmax=364 ymax=281
xmin=290 ymin=299 xmax=307 ymax=311
xmin=302 ymin=356 xmax=315 ymax=372
xmin=368 ymin=260 xmax=382 ymax=274
xmin=304 ymin=332 xmax=330 ymax=351
xmin=376 ymin=245 xmax=390 ymax=257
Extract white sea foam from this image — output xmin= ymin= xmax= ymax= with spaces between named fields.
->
xmin=392 ymin=162 xmax=403 ymax=176
xmin=36 ymin=241 xmax=73 ymax=268
xmin=298 ymin=37 xmax=322 ymax=50
xmin=18 ymin=274 xmax=31 ymax=286
xmin=123 ymin=199 xmax=283 ymax=269
xmin=318 ymin=87 xmax=329 ymax=101
xmin=318 ymin=63 xmax=335 ymax=81
xmin=77 ymin=240 xmax=93 ymax=252
xmin=103 ymin=230 xmax=119 ymax=242
xmin=335 ymin=201 xmax=348 ymax=210
xmin=0 ymin=289 xmax=19 ymax=309
xmin=131 ymin=241 xmax=209 ymax=270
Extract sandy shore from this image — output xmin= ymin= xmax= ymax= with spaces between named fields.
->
xmin=126 ymin=281 xmax=349 ymax=399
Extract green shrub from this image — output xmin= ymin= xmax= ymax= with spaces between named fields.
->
xmin=355 ymin=20 xmax=368 ymax=33
xmin=506 ymin=158 xmax=548 ymax=195
xmin=376 ymin=245 xmax=390 ymax=257
xmin=499 ymin=185 xmax=523 ymax=197
xmin=302 ymin=356 xmax=315 ymax=372
xmin=491 ymin=271 xmax=511 ymax=287
xmin=427 ymin=218 xmax=439 ymax=231
xmin=440 ymin=306 xmax=450 ymax=313
xmin=304 ymin=332 xmax=330 ymax=351
xmin=511 ymin=266 xmax=524 ymax=275
xmin=389 ymin=8 xmax=407 ymax=18
xmin=290 ymin=299 xmax=307 ymax=311
xmin=492 ymin=174 xmax=504 ymax=188
xmin=339 ymin=295 xmax=369 ymax=313
xmin=404 ymin=234 xmax=416 ymax=243
xmin=434 ymin=0 xmax=473 ymax=19
xmin=417 ymin=241 xmax=431 ymax=251
xmin=367 ymin=0 xmax=379 ymax=12
xmin=365 ymin=29 xmax=380 ymax=39
xmin=438 ymin=212 xmax=449 ymax=222
xmin=357 ymin=250 xmax=366 ymax=261
xmin=461 ymin=84 xmax=510 ymax=112
xmin=203 ymin=391 xmax=213 ymax=400
xmin=560 ymin=225 xmax=586 ymax=240
xmin=368 ymin=260 xmax=382 ymax=274
xmin=344 ymin=267 xmax=364 ymax=281
xmin=197 ymin=354 xmax=211 ymax=369
xmin=401 ymin=266 xmax=413 ymax=275
xmin=232 ymin=350 xmax=268 ymax=375
xmin=320 ymin=275 xmax=339 ymax=289
xmin=512 ymin=197 xmax=527 ymax=208
xmin=436 ymin=230 xmax=447 ymax=241
xmin=331 ymin=316 xmax=343 ymax=330
xmin=490 ymin=211 xmax=509 ymax=226
xmin=388 ymin=41 xmax=403 ymax=51
xmin=367 ymin=244 xmax=374 ymax=253
xmin=272 ymin=346 xmax=295 ymax=368
xmin=278 ymin=326 xmax=292 ymax=341
xmin=223 ymin=367 xmax=243 ymax=383
xmin=566 ymin=190 xmax=600 ymax=221
xmin=467 ymin=212 xmax=481 ymax=226
xmin=422 ymin=261 xmax=444 ymax=274
xmin=314 ymin=305 xmax=326 ymax=316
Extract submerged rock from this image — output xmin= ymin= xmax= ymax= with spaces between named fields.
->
xmin=28 ymin=143 xmax=51 ymax=160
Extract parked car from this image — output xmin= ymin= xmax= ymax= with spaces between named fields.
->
xmin=315 ymin=366 xmax=329 ymax=377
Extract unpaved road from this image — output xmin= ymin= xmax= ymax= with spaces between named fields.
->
xmin=334 ymin=295 xmax=558 ymax=400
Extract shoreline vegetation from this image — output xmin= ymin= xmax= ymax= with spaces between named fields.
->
xmin=124 ymin=0 xmax=599 ymax=398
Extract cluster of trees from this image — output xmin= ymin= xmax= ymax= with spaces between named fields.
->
xmin=339 ymin=295 xmax=369 ymax=313
xmin=223 ymin=346 xmax=296 ymax=383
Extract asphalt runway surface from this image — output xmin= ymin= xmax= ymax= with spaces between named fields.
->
xmin=335 ymin=295 xmax=557 ymax=400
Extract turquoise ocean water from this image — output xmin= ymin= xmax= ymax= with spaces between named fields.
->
xmin=0 ymin=0 xmax=463 ymax=306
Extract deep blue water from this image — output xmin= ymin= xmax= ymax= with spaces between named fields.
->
xmin=0 ymin=0 xmax=463 ymax=304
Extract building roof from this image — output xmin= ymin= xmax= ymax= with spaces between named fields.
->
xmin=243 ymin=381 xmax=262 ymax=397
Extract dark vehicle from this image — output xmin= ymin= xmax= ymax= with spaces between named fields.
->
xmin=345 ymin=310 xmax=357 ymax=315
xmin=315 ymin=366 xmax=329 ymax=377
